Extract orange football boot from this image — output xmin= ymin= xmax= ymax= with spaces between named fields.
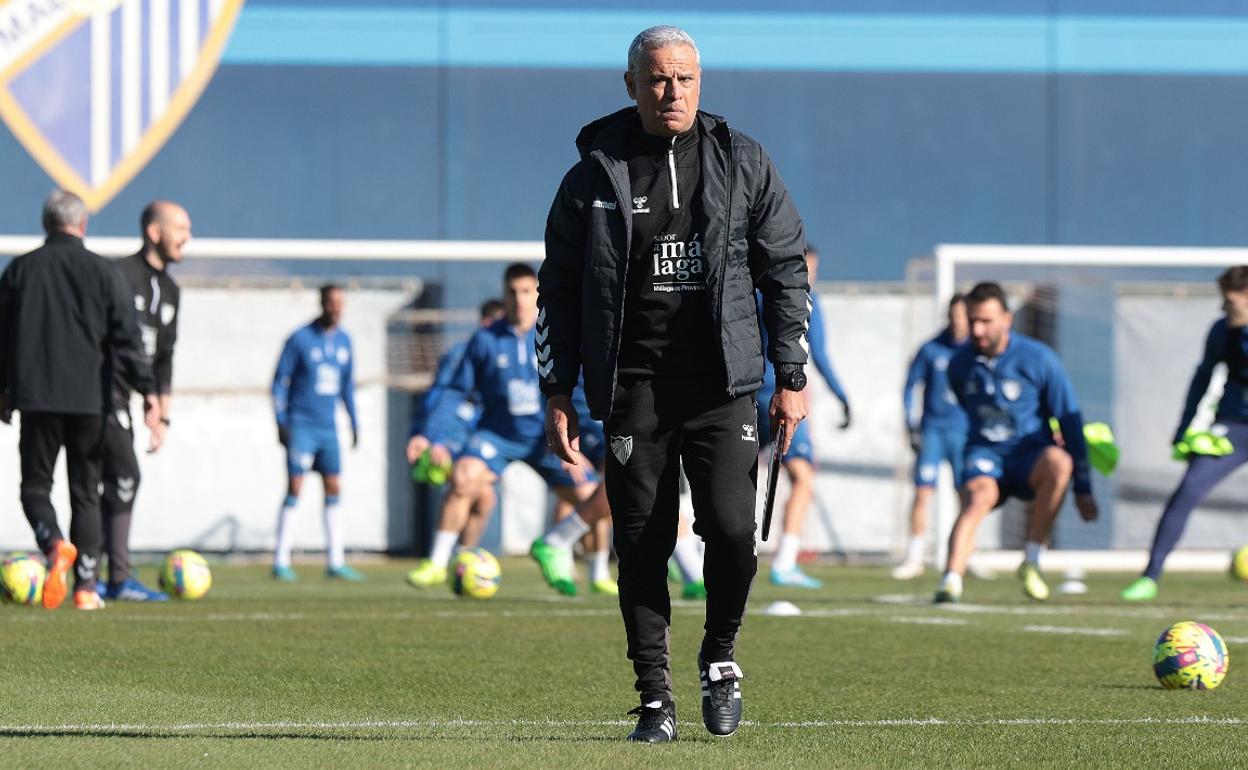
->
xmin=42 ymin=539 xmax=78 ymax=610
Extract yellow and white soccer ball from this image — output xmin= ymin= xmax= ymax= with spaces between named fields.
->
xmin=160 ymin=549 xmax=212 ymax=600
xmin=0 ymin=553 xmax=46 ymax=606
xmin=1230 ymin=545 xmax=1248 ymax=581
xmin=1153 ymin=621 xmax=1229 ymax=690
xmin=451 ymin=547 xmax=501 ymax=600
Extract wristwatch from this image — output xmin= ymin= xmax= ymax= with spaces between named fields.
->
xmin=775 ymin=364 xmax=807 ymax=392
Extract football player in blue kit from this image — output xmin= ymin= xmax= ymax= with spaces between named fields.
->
xmin=406 ymin=299 xmax=505 ymax=546
xmin=1121 ymin=267 xmax=1248 ymax=601
xmin=935 ymin=282 xmax=1098 ymax=603
xmin=892 ymin=294 xmax=969 ymax=580
xmin=755 ymin=247 xmax=851 ymax=589
xmin=405 ymin=263 xmax=610 ymax=589
xmin=271 ymin=284 xmax=363 ymax=582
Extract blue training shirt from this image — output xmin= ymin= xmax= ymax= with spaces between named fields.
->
xmin=947 ymin=332 xmax=1091 ymax=495
xmin=410 ymin=341 xmax=481 ymax=442
xmin=426 ymin=318 xmax=545 ymax=443
xmin=758 ymin=293 xmax=847 ymax=403
xmin=272 ymin=321 xmax=357 ymax=432
xmin=903 ymin=329 xmax=969 ymax=431
xmin=1174 ymin=318 xmax=1248 ymax=443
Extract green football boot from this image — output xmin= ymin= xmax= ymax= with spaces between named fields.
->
xmin=1018 ymin=562 xmax=1050 ymax=601
xmin=529 ymin=539 xmax=577 ymax=596
xmin=1120 ymin=576 xmax=1158 ymax=602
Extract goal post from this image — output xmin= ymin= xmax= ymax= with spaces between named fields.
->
xmin=928 ymin=243 xmax=1248 ymax=571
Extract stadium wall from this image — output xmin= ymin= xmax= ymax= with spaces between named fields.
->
xmin=2 ymin=1 xmax=1248 ymax=282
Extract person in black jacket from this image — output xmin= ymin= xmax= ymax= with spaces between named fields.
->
xmin=98 ymin=200 xmax=189 ymax=602
xmin=537 ymin=26 xmax=811 ymax=742
xmin=0 ymin=190 xmax=161 ymax=611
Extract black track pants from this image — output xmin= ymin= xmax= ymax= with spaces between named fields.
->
xmin=19 ymin=412 xmax=105 ymax=589
xmin=604 ymin=377 xmax=759 ymax=704
xmin=101 ymin=410 xmax=142 ymax=585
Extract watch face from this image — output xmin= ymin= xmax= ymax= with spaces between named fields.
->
xmin=790 ymin=370 xmax=807 ymax=390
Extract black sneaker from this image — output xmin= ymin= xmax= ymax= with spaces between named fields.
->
xmin=698 ymin=654 xmax=743 ymax=736
xmin=625 ymin=701 xmax=677 ymax=743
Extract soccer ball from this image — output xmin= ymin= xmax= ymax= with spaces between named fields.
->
xmin=1153 ymin=621 xmax=1229 ymax=690
xmin=160 ymin=550 xmax=212 ymax=600
xmin=451 ymin=547 xmax=501 ymax=600
xmin=1231 ymin=545 xmax=1248 ymax=581
xmin=0 ymin=553 xmax=45 ymax=606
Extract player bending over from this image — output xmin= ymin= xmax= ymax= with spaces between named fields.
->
xmin=755 ymin=247 xmax=850 ymax=589
xmin=892 ymin=293 xmax=969 ymax=580
xmin=407 ymin=299 xmax=505 ymax=546
xmin=935 ymin=282 xmax=1098 ymax=604
xmin=271 ymin=284 xmax=364 ymax=582
xmin=404 ymin=263 xmax=610 ymax=590
xmin=1122 ymin=267 xmax=1248 ymax=601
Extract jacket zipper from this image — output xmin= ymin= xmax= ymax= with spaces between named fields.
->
xmin=668 ymin=136 xmax=680 ymax=209
xmin=718 ymin=129 xmax=733 ymax=395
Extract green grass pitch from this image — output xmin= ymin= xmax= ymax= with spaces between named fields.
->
xmin=1 ymin=559 xmax=1244 ymax=767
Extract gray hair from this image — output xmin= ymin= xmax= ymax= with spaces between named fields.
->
xmin=627 ymin=26 xmax=700 ymax=74
xmin=41 ymin=189 xmax=87 ymax=234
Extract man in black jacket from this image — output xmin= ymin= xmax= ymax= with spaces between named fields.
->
xmin=537 ymin=26 xmax=811 ymax=742
xmin=98 ymin=200 xmax=189 ymax=602
xmin=0 ymin=190 xmax=161 ymax=610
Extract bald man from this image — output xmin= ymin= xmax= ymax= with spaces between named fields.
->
xmin=98 ymin=200 xmax=190 ymax=601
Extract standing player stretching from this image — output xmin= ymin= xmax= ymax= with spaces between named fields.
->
xmin=935 ymin=282 xmax=1097 ymax=603
xmin=892 ymin=294 xmax=969 ymax=580
xmin=271 ymin=284 xmax=363 ymax=582
xmin=1122 ymin=267 xmax=1248 ymax=601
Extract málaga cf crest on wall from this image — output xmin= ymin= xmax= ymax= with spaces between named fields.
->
xmin=0 ymin=0 xmax=244 ymax=211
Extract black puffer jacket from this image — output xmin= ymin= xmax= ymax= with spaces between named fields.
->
xmin=537 ymin=108 xmax=810 ymax=421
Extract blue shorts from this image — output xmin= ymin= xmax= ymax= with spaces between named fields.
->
xmin=963 ymin=443 xmax=1046 ymax=502
xmin=462 ymin=429 xmax=597 ymax=489
xmin=757 ymin=403 xmax=813 ymax=464
xmin=287 ymin=426 xmax=341 ymax=477
xmin=914 ymin=424 xmax=966 ymax=488
xmin=579 ymin=421 xmax=607 ymax=469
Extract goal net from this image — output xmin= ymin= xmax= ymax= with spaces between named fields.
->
xmin=918 ymin=243 xmax=1248 ymax=569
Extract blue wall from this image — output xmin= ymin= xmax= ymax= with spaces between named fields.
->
xmin=2 ymin=1 xmax=1247 ymax=280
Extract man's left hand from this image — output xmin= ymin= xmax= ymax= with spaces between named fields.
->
xmin=1076 ymin=494 xmax=1098 ymax=522
xmin=768 ymin=388 xmax=809 ymax=456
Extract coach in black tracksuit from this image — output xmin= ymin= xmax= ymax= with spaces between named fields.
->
xmin=100 ymin=201 xmax=188 ymax=600
xmin=537 ymin=27 xmax=810 ymax=742
xmin=0 ymin=191 xmax=158 ymax=604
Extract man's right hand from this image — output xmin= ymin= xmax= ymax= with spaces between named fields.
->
xmin=143 ymin=394 xmax=165 ymax=453
xmin=406 ymin=435 xmax=430 ymax=465
xmin=277 ymin=422 xmax=291 ymax=448
xmin=544 ymin=394 xmax=581 ymax=465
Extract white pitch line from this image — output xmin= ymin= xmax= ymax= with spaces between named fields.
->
xmin=0 ymin=716 xmax=1242 ymax=735
xmin=891 ymin=616 xmax=969 ymax=626
xmin=1021 ymin=624 xmax=1128 ymax=637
